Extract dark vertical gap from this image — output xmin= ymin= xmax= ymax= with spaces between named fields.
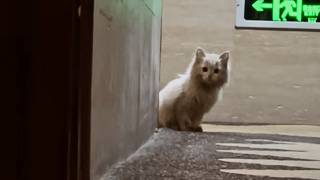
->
xmin=2 ymin=0 xmax=22 ymax=179
xmin=77 ymin=0 xmax=94 ymax=179
xmin=5 ymin=0 xmax=93 ymax=179
xmin=66 ymin=0 xmax=95 ymax=179
xmin=16 ymin=36 xmax=30 ymax=180
xmin=16 ymin=0 xmax=31 ymax=178
xmin=67 ymin=0 xmax=81 ymax=179
xmin=16 ymin=0 xmax=84 ymax=179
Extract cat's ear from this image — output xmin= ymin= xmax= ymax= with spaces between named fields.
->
xmin=195 ymin=47 xmax=205 ymax=60
xmin=219 ymin=51 xmax=230 ymax=67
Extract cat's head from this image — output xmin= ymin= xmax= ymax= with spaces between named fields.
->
xmin=191 ymin=47 xmax=230 ymax=88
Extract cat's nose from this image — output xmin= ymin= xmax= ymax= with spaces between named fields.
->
xmin=204 ymin=75 xmax=210 ymax=81
xmin=211 ymin=74 xmax=218 ymax=81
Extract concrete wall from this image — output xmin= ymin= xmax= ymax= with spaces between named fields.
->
xmin=161 ymin=0 xmax=320 ymax=125
xmin=90 ymin=0 xmax=162 ymax=179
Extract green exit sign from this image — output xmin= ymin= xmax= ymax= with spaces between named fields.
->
xmin=236 ymin=0 xmax=320 ymax=30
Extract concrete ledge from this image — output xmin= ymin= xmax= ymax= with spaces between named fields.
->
xmin=101 ymin=127 xmax=320 ymax=179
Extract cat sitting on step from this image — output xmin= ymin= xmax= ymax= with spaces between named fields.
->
xmin=159 ymin=47 xmax=230 ymax=132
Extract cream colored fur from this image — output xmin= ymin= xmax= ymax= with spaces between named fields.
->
xmin=159 ymin=47 xmax=230 ymax=132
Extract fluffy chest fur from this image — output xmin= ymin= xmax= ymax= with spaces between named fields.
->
xmin=178 ymin=84 xmax=219 ymax=118
xmin=159 ymin=76 xmax=220 ymax=129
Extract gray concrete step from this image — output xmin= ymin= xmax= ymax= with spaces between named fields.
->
xmin=102 ymin=125 xmax=320 ymax=180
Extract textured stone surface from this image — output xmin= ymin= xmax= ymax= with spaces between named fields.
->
xmin=102 ymin=128 xmax=320 ymax=180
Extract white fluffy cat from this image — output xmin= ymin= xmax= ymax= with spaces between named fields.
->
xmin=159 ymin=47 xmax=230 ymax=132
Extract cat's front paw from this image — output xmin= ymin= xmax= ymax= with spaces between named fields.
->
xmin=190 ymin=126 xmax=203 ymax=132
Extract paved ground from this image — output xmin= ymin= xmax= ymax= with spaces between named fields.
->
xmin=161 ymin=0 xmax=320 ymax=125
xmin=102 ymin=126 xmax=320 ymax=180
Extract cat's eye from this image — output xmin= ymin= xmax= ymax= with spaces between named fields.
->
xmin=214 ymin=68 xmax=219 ymax=74
xmin=202 ymin=67 xmax=208 ymax=72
